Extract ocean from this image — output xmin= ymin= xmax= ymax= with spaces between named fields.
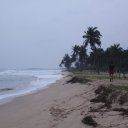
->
xmin=0 ymin=69 xmax=62 ymax=102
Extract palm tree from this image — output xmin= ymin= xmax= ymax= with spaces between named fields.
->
xmin=105 ymin=44 xmax=123 ymax=78
xmin=71 ymin=45 xmax=87 ymax=70
xmin=78 ymin=46 xmax=87 ymax=70
xmin=122 ymin=49 xmax=128 ymax=78
xmin=71 ymin=45 xmax=80 ymax=62
xmin=106 ymin=44 xmax=123 ymax=65
xmin=83 ymin=27 xmax=102 ymax=50
xmin=59 ymin=54 xmax=72 ymax=70
xmin=94 ymin=48 xmax=104 ymax=73
xmin=83 ymin=27 xmax=102 ymax=73
xmin=78 ymin=46 xmax=87 ymax=63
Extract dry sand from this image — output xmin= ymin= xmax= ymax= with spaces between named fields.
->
xmin=0 ymin=75 xmax=128 ymax=128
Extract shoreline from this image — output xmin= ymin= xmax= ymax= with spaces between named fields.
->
xmin=0 ymin=74 xmax=89 ymax=128
xmin=0 ymin=74 xmax=64 ymax=105
xmin=0 ymin=74 xmax=128 ymax=128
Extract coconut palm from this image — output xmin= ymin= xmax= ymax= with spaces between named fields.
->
xmin=71 ymin=45 xmax=80 ymax=62
xmin=83 ymin=27 xmax=102 ymax=73
xmin=59 ymin=54 xmax=72 ymax=70
xmin=83 ymin=27 xmax=102 ymax=50
xmin=105 ymin=44 xmax=123 ymax=77
xmin=71 ymin=44 xmax=87 ymax=70
xmin=105 ymin=44 xmax=123 ymax=65
xmin=122 ymin=49 xmax=128 ymax=77
xmin=78 ymin=46 xmax=87 ymax=70
xmin=78 ymin=45 xmax=87 ymax=63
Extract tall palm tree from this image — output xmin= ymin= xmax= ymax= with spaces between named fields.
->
xmin=83 ymin=27 xmax=102 ymax=73
xmin=78 ymin=46 xmax=87 ymax=70
xmin=83 ymin=27 xmax=102 ymax=50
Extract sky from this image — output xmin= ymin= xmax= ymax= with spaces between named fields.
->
xmin=0 ymin=0 xmax=128 ymax=69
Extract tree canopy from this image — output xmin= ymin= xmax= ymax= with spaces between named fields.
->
xmin=60 ymin=27 xmax=128 ymax=73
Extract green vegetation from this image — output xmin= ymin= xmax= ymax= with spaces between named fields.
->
xmin=60 ymin=27 xmax=128 ymax=76
xmin=111 ymin=85 xmax=128 ymax=91
xmin=73 ymin=72 xmax=108 ymax=79
xmin=72 ymin=71 xmax=128 ymax=81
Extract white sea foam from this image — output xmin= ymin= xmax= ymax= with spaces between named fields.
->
xmin=0 ymin=69 xmax=62 ymax=102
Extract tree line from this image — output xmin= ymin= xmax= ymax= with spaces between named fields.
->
xmin=60 ymin=27 xmax=128 ymax=74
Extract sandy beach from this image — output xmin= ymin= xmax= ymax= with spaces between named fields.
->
xmin=0 ymin=74 xmax=128 ymax=128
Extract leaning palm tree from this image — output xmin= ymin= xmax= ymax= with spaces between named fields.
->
xmin=71 ymin=45 xmax=80 ymax=62
xmin=59 ymin=54 xmax=72 ymax=70
xmin=71 ymin=45 xmax=87 ymax=70
xmin=83 ymin=27 xmax=102 ymax=50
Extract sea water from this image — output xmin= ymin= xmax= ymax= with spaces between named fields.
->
xmin=0 ymin=69 xmax=62 ymax=102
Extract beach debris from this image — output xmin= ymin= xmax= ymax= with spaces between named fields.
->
xmin=67 ymin=76 xmax=90 ymax=84
xmin=90 ymin=86 xmax=113 ymax=105
xmin=80 ymin=82 xmax=128 ymax=127
xmin=82 ymin=115 xmax=98 ymax=127
xmin=90 ymin=85 xmax=128 ymax=107
xmin=89 ymin=84 xmax=128 ymax=123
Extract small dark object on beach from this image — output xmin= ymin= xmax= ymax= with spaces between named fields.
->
xmin=67 ymin=76 xmax=90 ymax=84
xmin=82 ymin=115 xmax=98 ymax=127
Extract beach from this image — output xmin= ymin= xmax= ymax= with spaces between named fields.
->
xmin=0 ymin=74 xmax=91 ymax=128
xmin=0 ymin=74 xmax=128 ymax=128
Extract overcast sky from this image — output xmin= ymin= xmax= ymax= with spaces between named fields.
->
xmin=0 ymin=0 xmax=128 ymax=69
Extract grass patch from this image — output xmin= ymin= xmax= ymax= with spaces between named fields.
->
xmin=73 ymin=71 xmax=128 ymax=81
xmin=111 ymin=85 xmax=128 ymax=91
xmin=114 ymin=77 xmax=128 ymax=80
xmin=72 ymin=72 xmax=109 ymax=80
